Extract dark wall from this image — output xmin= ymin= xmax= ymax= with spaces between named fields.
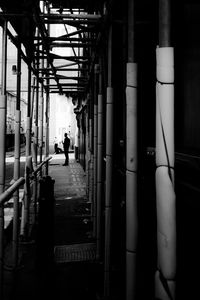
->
xmin=175 ymin=4 xmax=200 ymax=154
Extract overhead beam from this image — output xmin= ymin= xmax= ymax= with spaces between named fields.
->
xmin=40 ymin=13 xmax=102 ymax=20
xmin=33 ymin=8 xmax=62 ymax=94
xmin=38 ymin=68 xmax=88 ymax=72
xmin=50 ymin=42 xmax=95 ymax=48
xmin=43 ymin=19 xmax=100 ymax=25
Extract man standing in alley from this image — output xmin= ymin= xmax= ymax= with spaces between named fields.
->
xmin=62 ymin=133 xmax=70 ymax=166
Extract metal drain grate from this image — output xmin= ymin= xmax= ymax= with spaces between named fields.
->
xmin=54 ymin=243 xmax=96 ymax=263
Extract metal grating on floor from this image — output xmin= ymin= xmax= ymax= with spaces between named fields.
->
xmin=54 ymin=243 xmax=96 ymax=263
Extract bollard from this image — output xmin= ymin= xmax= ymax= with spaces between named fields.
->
xmin=37 ymin=176 xmax=55 ymax=269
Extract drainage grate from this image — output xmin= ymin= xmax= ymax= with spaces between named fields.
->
xmin=54 ymin=243 xmax=96 ymax=263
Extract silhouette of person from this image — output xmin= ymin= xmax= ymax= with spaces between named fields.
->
xmin=62 ymin=133 xmax=70 ymax=166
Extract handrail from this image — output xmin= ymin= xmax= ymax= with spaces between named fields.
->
xmin=0 ymin=177 xmax=25 ymax=206
xmin=33 ymin=156 xmax=52 ymax=176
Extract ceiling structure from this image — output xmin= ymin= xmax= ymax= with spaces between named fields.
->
xmin=0 ymin=0 xmax=109 ymax=99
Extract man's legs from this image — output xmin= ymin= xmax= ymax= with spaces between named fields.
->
xmin=63 ymin=150 xmax=69 ymax=165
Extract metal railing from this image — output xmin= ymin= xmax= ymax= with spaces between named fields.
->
xmin=0 ymin=155 xmax=52 ymax=297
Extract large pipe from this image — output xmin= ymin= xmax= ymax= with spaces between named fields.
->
xmin=104 ymin=25 xmax=113 ymax=298
xmin=0 ymin=19 xmax=7 ymax=295
xmin=126 ymin=1 xmax=138 ymax=299
xmin=96 ymin=58 xmax=103 ymax=259
xmin=155 ymin=1 xmax=176 ymax=299
xmin=13 ymin=38 xmax=21 ymax=268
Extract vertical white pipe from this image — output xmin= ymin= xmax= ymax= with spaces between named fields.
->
xmin=39 ymin=93 xmax=44 ymax=164
xmin=13 ymin=109 xmax=21 ymax=268
xmin=104 ymin=86 xmax=113 ymax=297
xmin=20 ymin=116 xmax=31 ymax=237
xmin=155 ymin=47 xmax=176 ymax=300
xmin=0 ymin=19 xmax=7 ymax=294
xmin=21 ymin=66 xmax=32 ymax=238
xmin=45 ymin=0 xmax=50 ymax=176
xmin=126 ymin=62 xmax=138 ymax=300
xmin=45 ymin=90 xmax=50 ymax=175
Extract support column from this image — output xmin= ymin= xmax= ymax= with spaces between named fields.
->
xmin=26 ymin=67 xmax=32 ymax=157
xmin=33 ymin=29 xmax=39 ymax=168
xmin=104 ymin=25 xmax=113 ymax=298
xmin=126 ymin=1 xmax=138 ymax=299
xmin=45 ymin=3 xmax=50 ymax=174
xmin=39 ymin=28 xmax=44 ymax=165
xmin=96 ymin=58 xmax=103 ymax=259
xmin=13 ymin=39 xmax=21 ymax=268
xmin=45 ymin=86 xmax=50 ymax=175
xmin=39 ymin=87 xmax=44 ymax=164
xmin=0 ymin=19 xmax=7 ymax=295
xmin=20 ymin=67 xmax=32 ymax=238
xmin=93 ymin=64 xmax=99 ymax=237
xmin=155 ymin=1 xmax=176 ymax=299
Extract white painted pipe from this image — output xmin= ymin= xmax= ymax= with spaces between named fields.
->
xmin=26 ymin=116 xmax=31 ymax=157
xmin=104 ymin=86 xmax=113 ymax=297
xmin=13 ymin=109 xmax=21 ymax=268
xmin=96 ymin=93 xmax=103 ymax=259
xmin=155 ymin=46 xmax=176 ymax=300
xmin=126 ymin=62 xmax=138 ymax=300
xmin=32 ymin=125 xmax=38 ymax=168
xmin=20 ymin=116 xmax=32 ymax=237
xmin=45 ymin=90 xmax=50 ymax=175
xmin=39 ymin=94 xmax=44 ymax=164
